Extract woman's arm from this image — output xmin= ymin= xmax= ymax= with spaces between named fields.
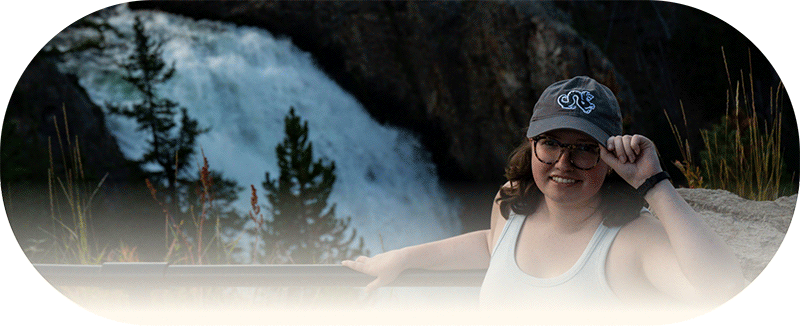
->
xmin=342 ymin=189 xmax=506 ymax=293
xmin=639 ymin=180 xmax=747 ymax=305
xmin=602 ymin=135 xmax=747 ymax=306
xmin=341 ymin=229 xmax=491 ymax=292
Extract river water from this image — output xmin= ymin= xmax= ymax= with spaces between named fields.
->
xmin=56 ymin=5 xmax=461 ymax=257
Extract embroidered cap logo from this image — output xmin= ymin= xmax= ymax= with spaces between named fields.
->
xmin=557 ymin=90 xmax=595 ymax=114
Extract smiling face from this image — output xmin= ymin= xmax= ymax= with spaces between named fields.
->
xmin=530 ymin=129 xmax=610 ymax=207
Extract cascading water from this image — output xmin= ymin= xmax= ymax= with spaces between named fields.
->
xmin=58 ymin=6 xmax=462 ymax=257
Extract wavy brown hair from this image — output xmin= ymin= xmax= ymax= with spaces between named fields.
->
xmin=496 ymin=140 xmax=644 ymax=227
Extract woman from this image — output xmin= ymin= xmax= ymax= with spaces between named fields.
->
xmin=342 ymin=76 xmax=746 ymax=316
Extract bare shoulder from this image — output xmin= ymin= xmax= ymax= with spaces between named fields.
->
xmin=499 ymin=181 xmax=513 ymax=194
xmin=488 ymin=182 xmax=513 ymax=252
xmin=493 ymin=181 xmax=513 ymax=211
xmin=613 ymin=211 xmax=671 ymax=255
xmin=490 ymin=182 xmax=512 ymax=228
xmin=606 ymin=210 xmax=676 ymax=301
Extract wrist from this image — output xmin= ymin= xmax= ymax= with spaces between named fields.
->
xmin=394 ymin=246 xmax=416 ymax=270
xmin=642 ymin=177 xmax=673 ymax=203
xmin=636 ymin=171 xmax=671 ymax=197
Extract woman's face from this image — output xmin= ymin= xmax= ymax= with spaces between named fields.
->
xmin=530 ymin=129 xmax=610 ymax=206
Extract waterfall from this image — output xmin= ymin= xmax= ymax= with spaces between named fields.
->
xmin=59 ymin=6 xmax=461 ymax=256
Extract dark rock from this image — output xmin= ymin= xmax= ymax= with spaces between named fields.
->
xmin=2 ymin=54 xmax=166 ymax=261
xmin=130 ymin=0 xmax=640 ymax=185
xmin=128 ymin=1 xmax=796 ymax=191
xmin=128 ymin=1 xmax=646 ymax=231
xmin=3 ymin=53 xmax=133 ymax=187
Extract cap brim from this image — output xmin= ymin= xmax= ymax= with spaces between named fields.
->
xmin=526 ymin=115 xmax=613 ymax=147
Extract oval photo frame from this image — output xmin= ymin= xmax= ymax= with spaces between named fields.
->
xmin=1 ymin=1 xmax=798 ymax=325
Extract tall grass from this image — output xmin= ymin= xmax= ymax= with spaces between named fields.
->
xmin=45 ymin=105 xmax=109 ymax=264
xmin=667 ymin=50 xmax=789 ymax=201
xmin=248 ymin=184 xmax=266 ymax=264
xmin=39 ymin=105 xmax=238 ymax=264
xmin=148 ymin=150 xmax=238 ymax=265
xmin=665 ymin=101 xmax=705 ymax=189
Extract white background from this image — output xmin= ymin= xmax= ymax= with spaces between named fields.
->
xmin=1 ymin=0 xmax=797 ymax=325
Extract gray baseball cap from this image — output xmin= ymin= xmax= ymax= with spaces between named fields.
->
xmin=526 ymin=76 xmax=623 ymax=146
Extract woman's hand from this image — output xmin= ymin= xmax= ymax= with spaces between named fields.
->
xmin=342 ymin=230 xmax=493 ymax=293
xmin=600 ymin=134 xmax=663 ymax=188
xmin=342 ymin=249 xmax=409 ymax=293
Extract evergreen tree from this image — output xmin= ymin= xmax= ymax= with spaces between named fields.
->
xmin=260 ymin=108 xmax=367 ymax=263
xmin=107 ymin=16 xmax=205 ymax=205
xmin=43 ymin=7 xmax=123 ymax=61
xmin=106 ymin=16 xmax=243 ymax=264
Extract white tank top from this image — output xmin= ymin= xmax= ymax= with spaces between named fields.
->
xmin=479 ymin=211 xmax=622 ymax=311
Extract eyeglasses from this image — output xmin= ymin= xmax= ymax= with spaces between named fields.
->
xmin=531 ymin=136 xmax=601 ymax=170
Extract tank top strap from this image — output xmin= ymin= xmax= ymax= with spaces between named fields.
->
xmin=592 ymin=222 xmax=622 ymax=256
xmin=581 ymin=221 xmax=622 ymax=284
xmin=490 ymin=211 xmax=527 ymax=258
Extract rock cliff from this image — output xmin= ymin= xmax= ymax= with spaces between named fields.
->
xmin=130 ymin=0 xmax=640 ymax=184
xmin=2 ymin=54 xmax=133 ymax=187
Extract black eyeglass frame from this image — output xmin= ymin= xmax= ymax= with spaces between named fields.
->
xmin=530 ymin=136 xmax=602 ymax=170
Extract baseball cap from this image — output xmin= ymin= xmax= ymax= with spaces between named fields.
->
xmin=526 ymin=76 xmax=623 ymax=146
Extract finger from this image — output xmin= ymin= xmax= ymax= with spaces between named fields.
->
xmin=633 ymin=134 xmax=654 ymax=156
xmin=356 ymin=256 xmax=368 ymax=263
xmin=364 ymin=277 xmax=387 ymax=294
xmin=621 ymin=135 xmax=636 ymax=162
xmin=612 ymin=136 xmax=626 ymax=163
xmin=341 ymin=259 xmax=366 ymax=273
xmin=599 ymin=145 xmax=620 ymax=168
xmin=630 ymin=134 xmax=642 ymax=156
xmin=341 ymin=259 xmax=355 ymax=269
xmin=606 ymin=137 xmax=615 ymax=151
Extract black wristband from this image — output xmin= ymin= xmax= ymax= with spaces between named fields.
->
xmin=636 ymin=171 xmax=671 ymax=197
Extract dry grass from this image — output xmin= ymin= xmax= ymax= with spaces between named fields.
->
xmin=44 ymin=105 xmax=108 ymax=264
xmin=38 ymin=106 xmax=239 ymax=265
xmin=149 ymin=150 xmax=239 ymax=265
xmin=666 ymin=49 xmax=789 ymax=201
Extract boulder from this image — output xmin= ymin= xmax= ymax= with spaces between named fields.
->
xmin=676 ymin=188 xmax=795 ymax=281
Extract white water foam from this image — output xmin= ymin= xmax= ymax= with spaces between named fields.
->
xmin=58 ymin=6 xmax=461 ymax=257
